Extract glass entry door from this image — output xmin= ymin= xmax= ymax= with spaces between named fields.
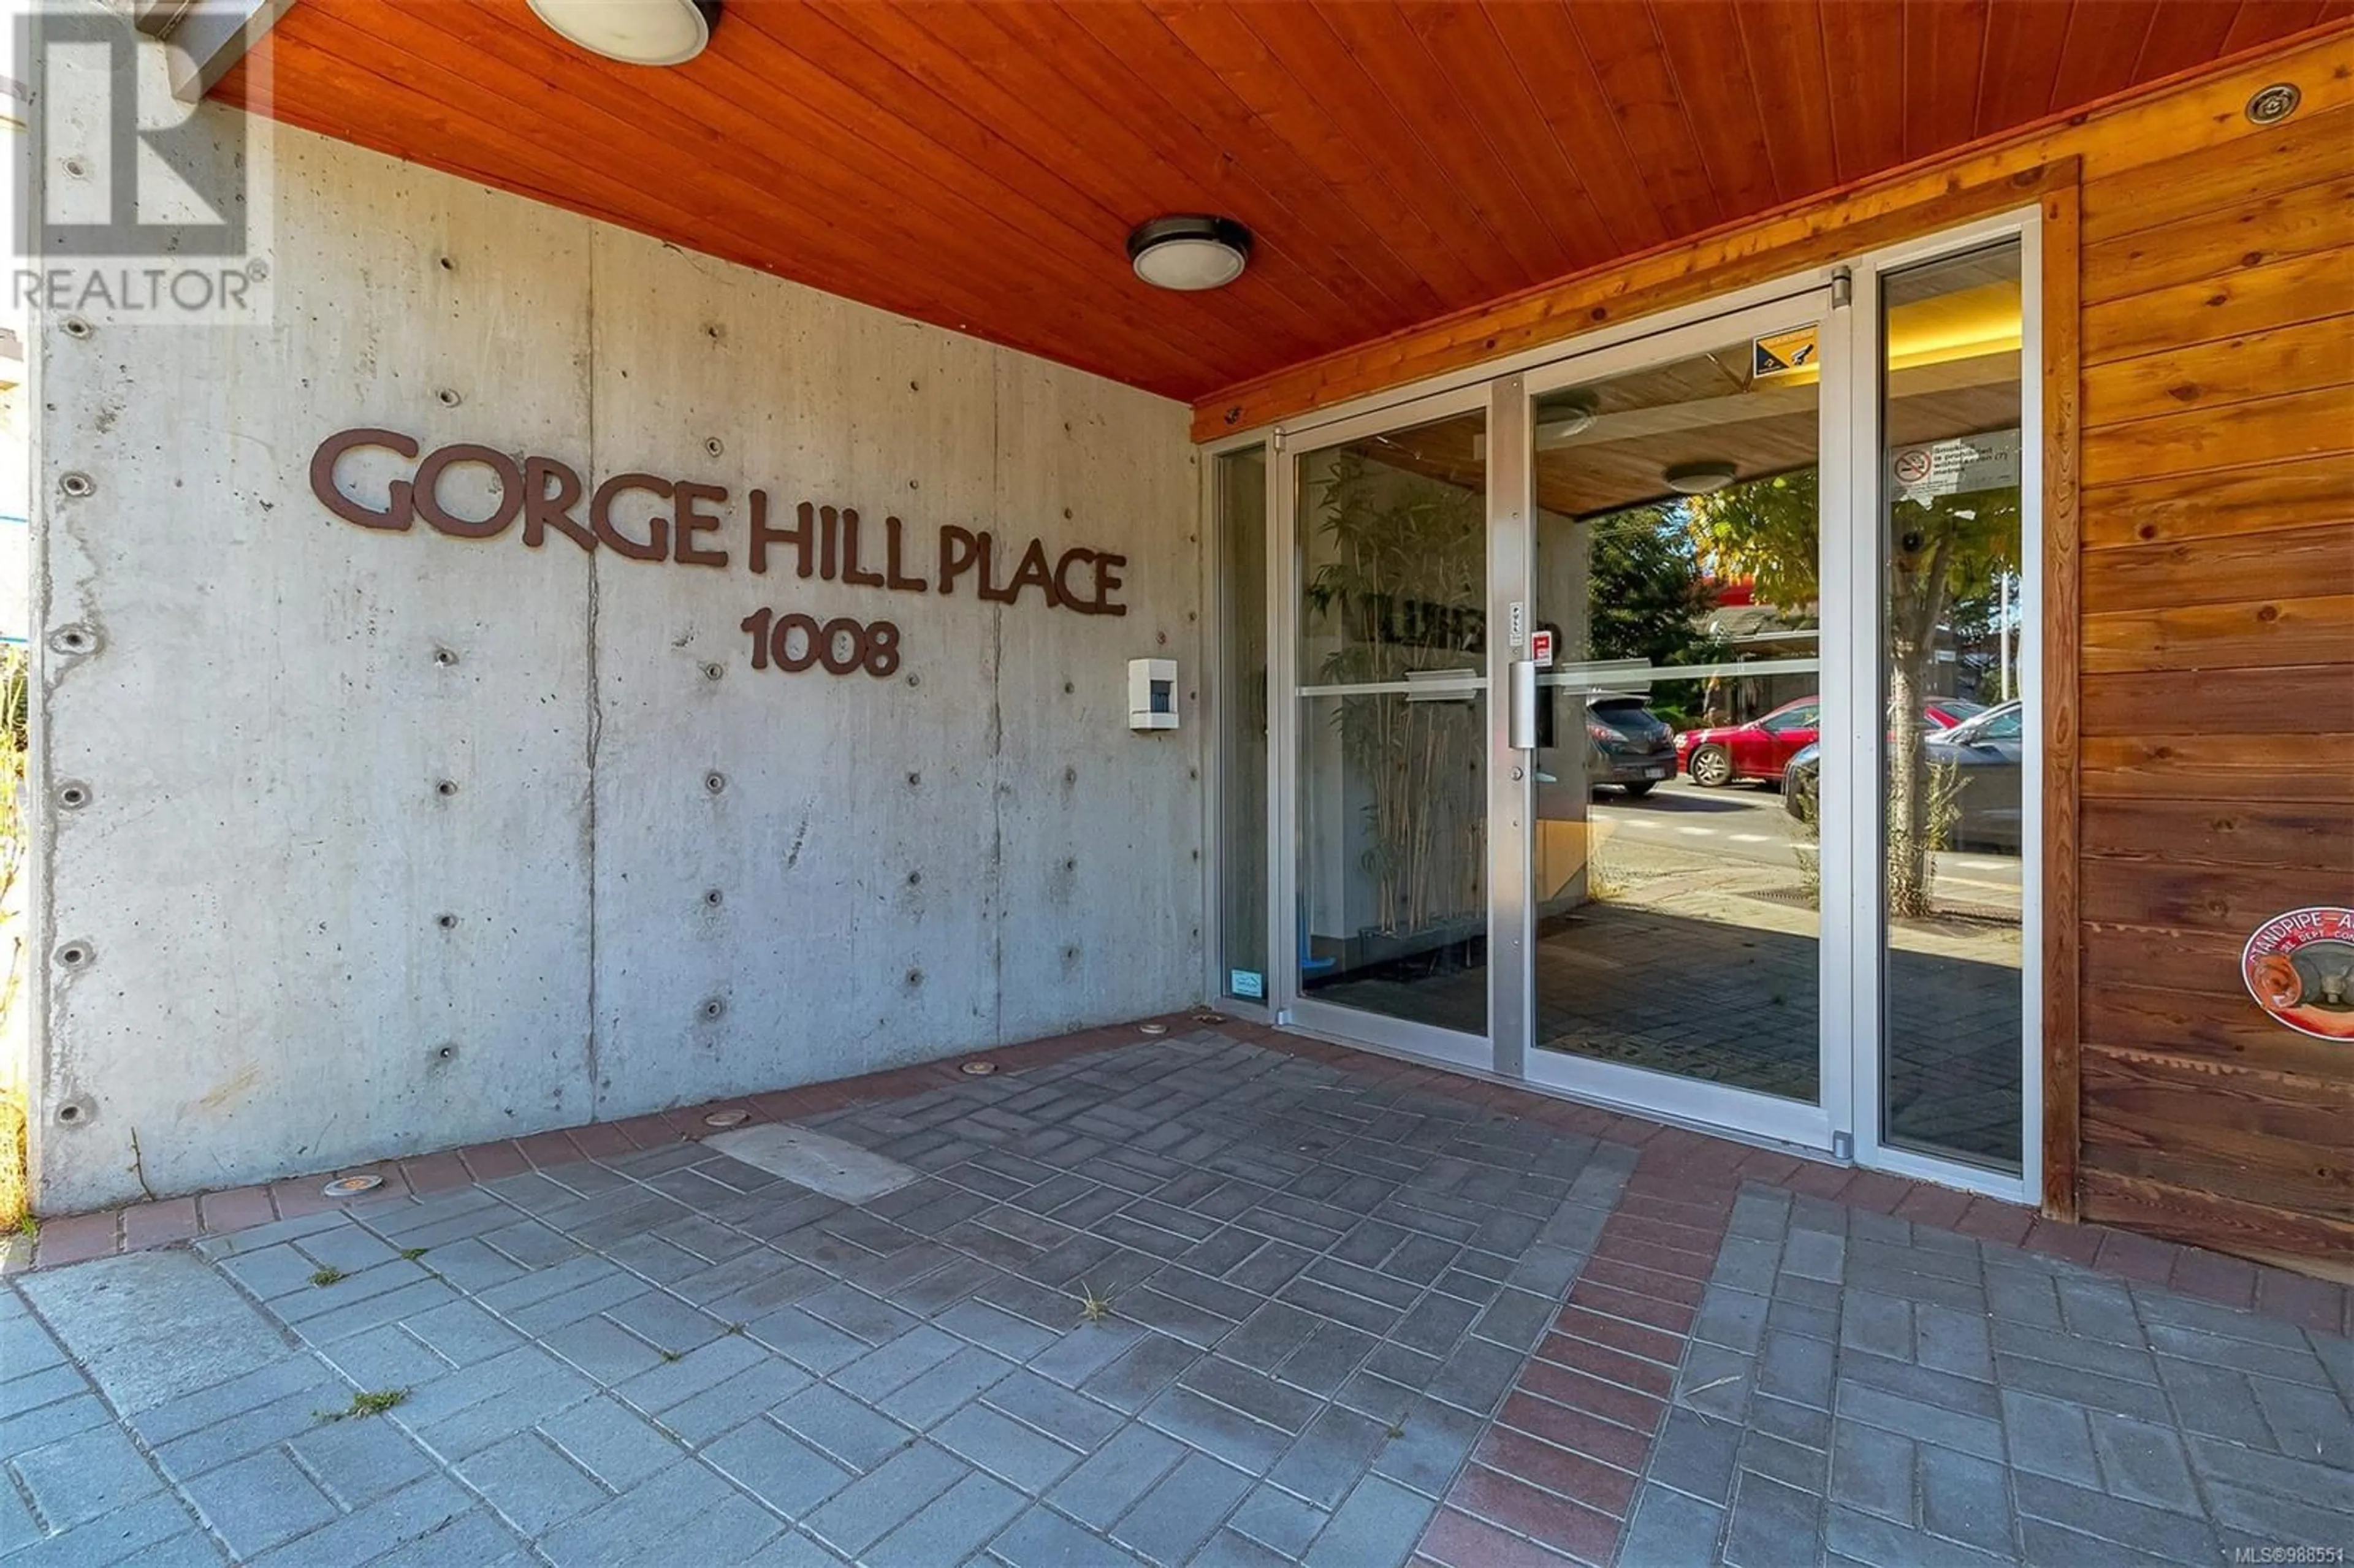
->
xmin=1263 ymin=241 xmax=2034 ymax=1192
xmin=1280 ymin=392 xmax=1496 ymax=1067
xmin=1503 ymin=297 xmax=1848 ymax=1150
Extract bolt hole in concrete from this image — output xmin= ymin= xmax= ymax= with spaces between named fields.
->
xmin=58 ymin=783 xmax=89 ymax=808
xmin=435 ymin=387 xmax=462 ymax=408
xmin=704 ymin=436 xmax=724 ymax=457
xmin=59 ymin=472 xmax=94 ymax=498
xmin=52 ymin=626 xmax=93 ymax=652
xmin=701 ymin=1125 xmax=919 ymax=1202
xmin=433 ymin=647 xmax=459 ymax=667
xmin=436 ymin=914 xmax=457 ymax=930
xmin=56 ymin=1103 xmax=83 ymax=1124
xmin=61 ymin=315 xmax=93 ymax=338
xmin=701 ymin=999 xmax=725 ymax=1021
xmin=56 ymin=943 xmax=91 ymax=967
xmin=702 ymin=661 xmax=724 ymax=680
xmin=435 ymin=780 xmax=458 ymax=797
xmin=435 ymin=1044 xmax=456 ymax=1060
xmin=704 ymin=772 xmax=726 ymax=794
xmin=704 ymin=889 xmax=723 ymax=907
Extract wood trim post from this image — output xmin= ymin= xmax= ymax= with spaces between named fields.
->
xmin=2040 ymin=177 xmax=2084 ymax=1220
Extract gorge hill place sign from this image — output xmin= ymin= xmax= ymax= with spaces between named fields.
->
xmin=308 ymin=428 xmax=1130 ymax=617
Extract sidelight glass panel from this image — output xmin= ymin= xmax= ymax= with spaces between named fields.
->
xmin=1878 ymin=241 xmax=2027 ymax=1171
xmin=1216 ymin=446 xmax=1270 ymax=1004
xmin=1295 ymin=410 xmax=1488 ymax=1033
xmin=1528 ymin=333 xmax=1823 ymax=1102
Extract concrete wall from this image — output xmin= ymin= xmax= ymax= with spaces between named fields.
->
xmin=29 ymin=120 xmax=1206 ymax=1214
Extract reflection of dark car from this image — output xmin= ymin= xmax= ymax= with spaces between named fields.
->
xmin=1582 ymin=695 xmax=1677 ymax=797
xmin=1783 ymin=701 xmax=2025 ymax=850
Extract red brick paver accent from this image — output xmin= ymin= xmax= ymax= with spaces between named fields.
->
xmin=26 ymin=1209 xmax=117 ymax=1268
xmin=118 ymin=1197 xmax=200 ymax=1250
xmin=1419 ymin=1147 xmax=1741 ymax=1566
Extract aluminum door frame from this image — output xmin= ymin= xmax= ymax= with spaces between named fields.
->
xmin=1498 ymin=291 xmax=1851 ymax=1155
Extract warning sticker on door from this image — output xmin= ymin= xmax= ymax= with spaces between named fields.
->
xmin=1753 ymin=325 xmax=1818 ymax=379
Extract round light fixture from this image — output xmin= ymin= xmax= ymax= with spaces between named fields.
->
xmin=1664 ymin=460 xmax=1739 ymax=496
xmin=1127 ymin=215 xmax=1253 ymax=292
xmin=527 ymin=0 xmax=719 ymax=66
xmin=2245 ymin=83 xmax=2301 ymax=124
xmin=1536 ymin=395 xmax=1598 ymax=443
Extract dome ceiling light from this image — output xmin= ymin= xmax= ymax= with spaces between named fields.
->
xmin=1127 ymin=216 xmax=1254 ymax=292
xmin=528 ymin=0 xmax=720 ymax=66
xmin=1663 ymin=460 xmax=1739 ymax=496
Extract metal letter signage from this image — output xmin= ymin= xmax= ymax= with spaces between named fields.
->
xmin=309 ymin=426 xmax=1132 ymax=674
xmin=2242 ymin=907 xmax=2354 ymax=1041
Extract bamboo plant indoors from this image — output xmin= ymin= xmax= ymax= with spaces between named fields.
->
xmin=1301 ymin=451 xmax=1487 ymax=961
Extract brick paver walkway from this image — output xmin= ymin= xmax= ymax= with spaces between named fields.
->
xmin=2 ymin=1019 xmax=2348 ymax=1565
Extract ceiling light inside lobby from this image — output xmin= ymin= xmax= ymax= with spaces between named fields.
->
xmin=1663 ymin=460 xmax=1739 ymax=495
xmin=1127 ymin=215 xmax=1254 ymax=291
xmin=528 ymin=0 xmax=719 ymax=66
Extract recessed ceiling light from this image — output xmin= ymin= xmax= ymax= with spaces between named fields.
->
xmin=1664 ymin=460 xmax=1739 ymax=495
xmin=528 ymin=0 xmax=719 ymax=66
xmin=1127 ymin=215 xmax=1253 ymax=292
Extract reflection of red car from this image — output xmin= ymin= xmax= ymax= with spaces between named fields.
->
xmin=1674 ymin=696 xmax=1983 ymax=788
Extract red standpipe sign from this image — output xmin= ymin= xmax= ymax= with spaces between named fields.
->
xmin=2242 ymin=906 xmax=2354 ymax=1041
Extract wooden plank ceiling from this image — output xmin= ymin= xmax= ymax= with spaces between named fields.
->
xmin=218 ymin=1 xmax=2347 ymax=405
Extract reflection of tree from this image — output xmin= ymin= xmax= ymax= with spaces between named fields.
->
xmin=1586 ymin=504 xmax=1724 ymax=726
xmin=1688 ymin=466 xmax=2017 ymax=917
xmin=1303 ymin=454 xmax=1485 ymax=938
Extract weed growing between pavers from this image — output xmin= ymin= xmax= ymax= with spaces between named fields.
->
xmin=1076 ymin=1281 xmax=1116 ymax=1323
xmin=308 ymin=1265 xmax=348 ymax=1287
xmin=398 ymin=1246 xmax=429 ymax=1261
xmin=317 ymin=1388 xmax=409 ymax=1421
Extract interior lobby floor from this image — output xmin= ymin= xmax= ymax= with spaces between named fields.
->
xmin=1306 ymin=778 xmax=2027 ymax=1167
xmin=2 ymin=1019 xmax=2345 ymax=1567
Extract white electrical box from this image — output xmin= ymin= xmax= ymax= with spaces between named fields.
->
xmin=1128 ymin=658 xmax=1178 ymax=731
